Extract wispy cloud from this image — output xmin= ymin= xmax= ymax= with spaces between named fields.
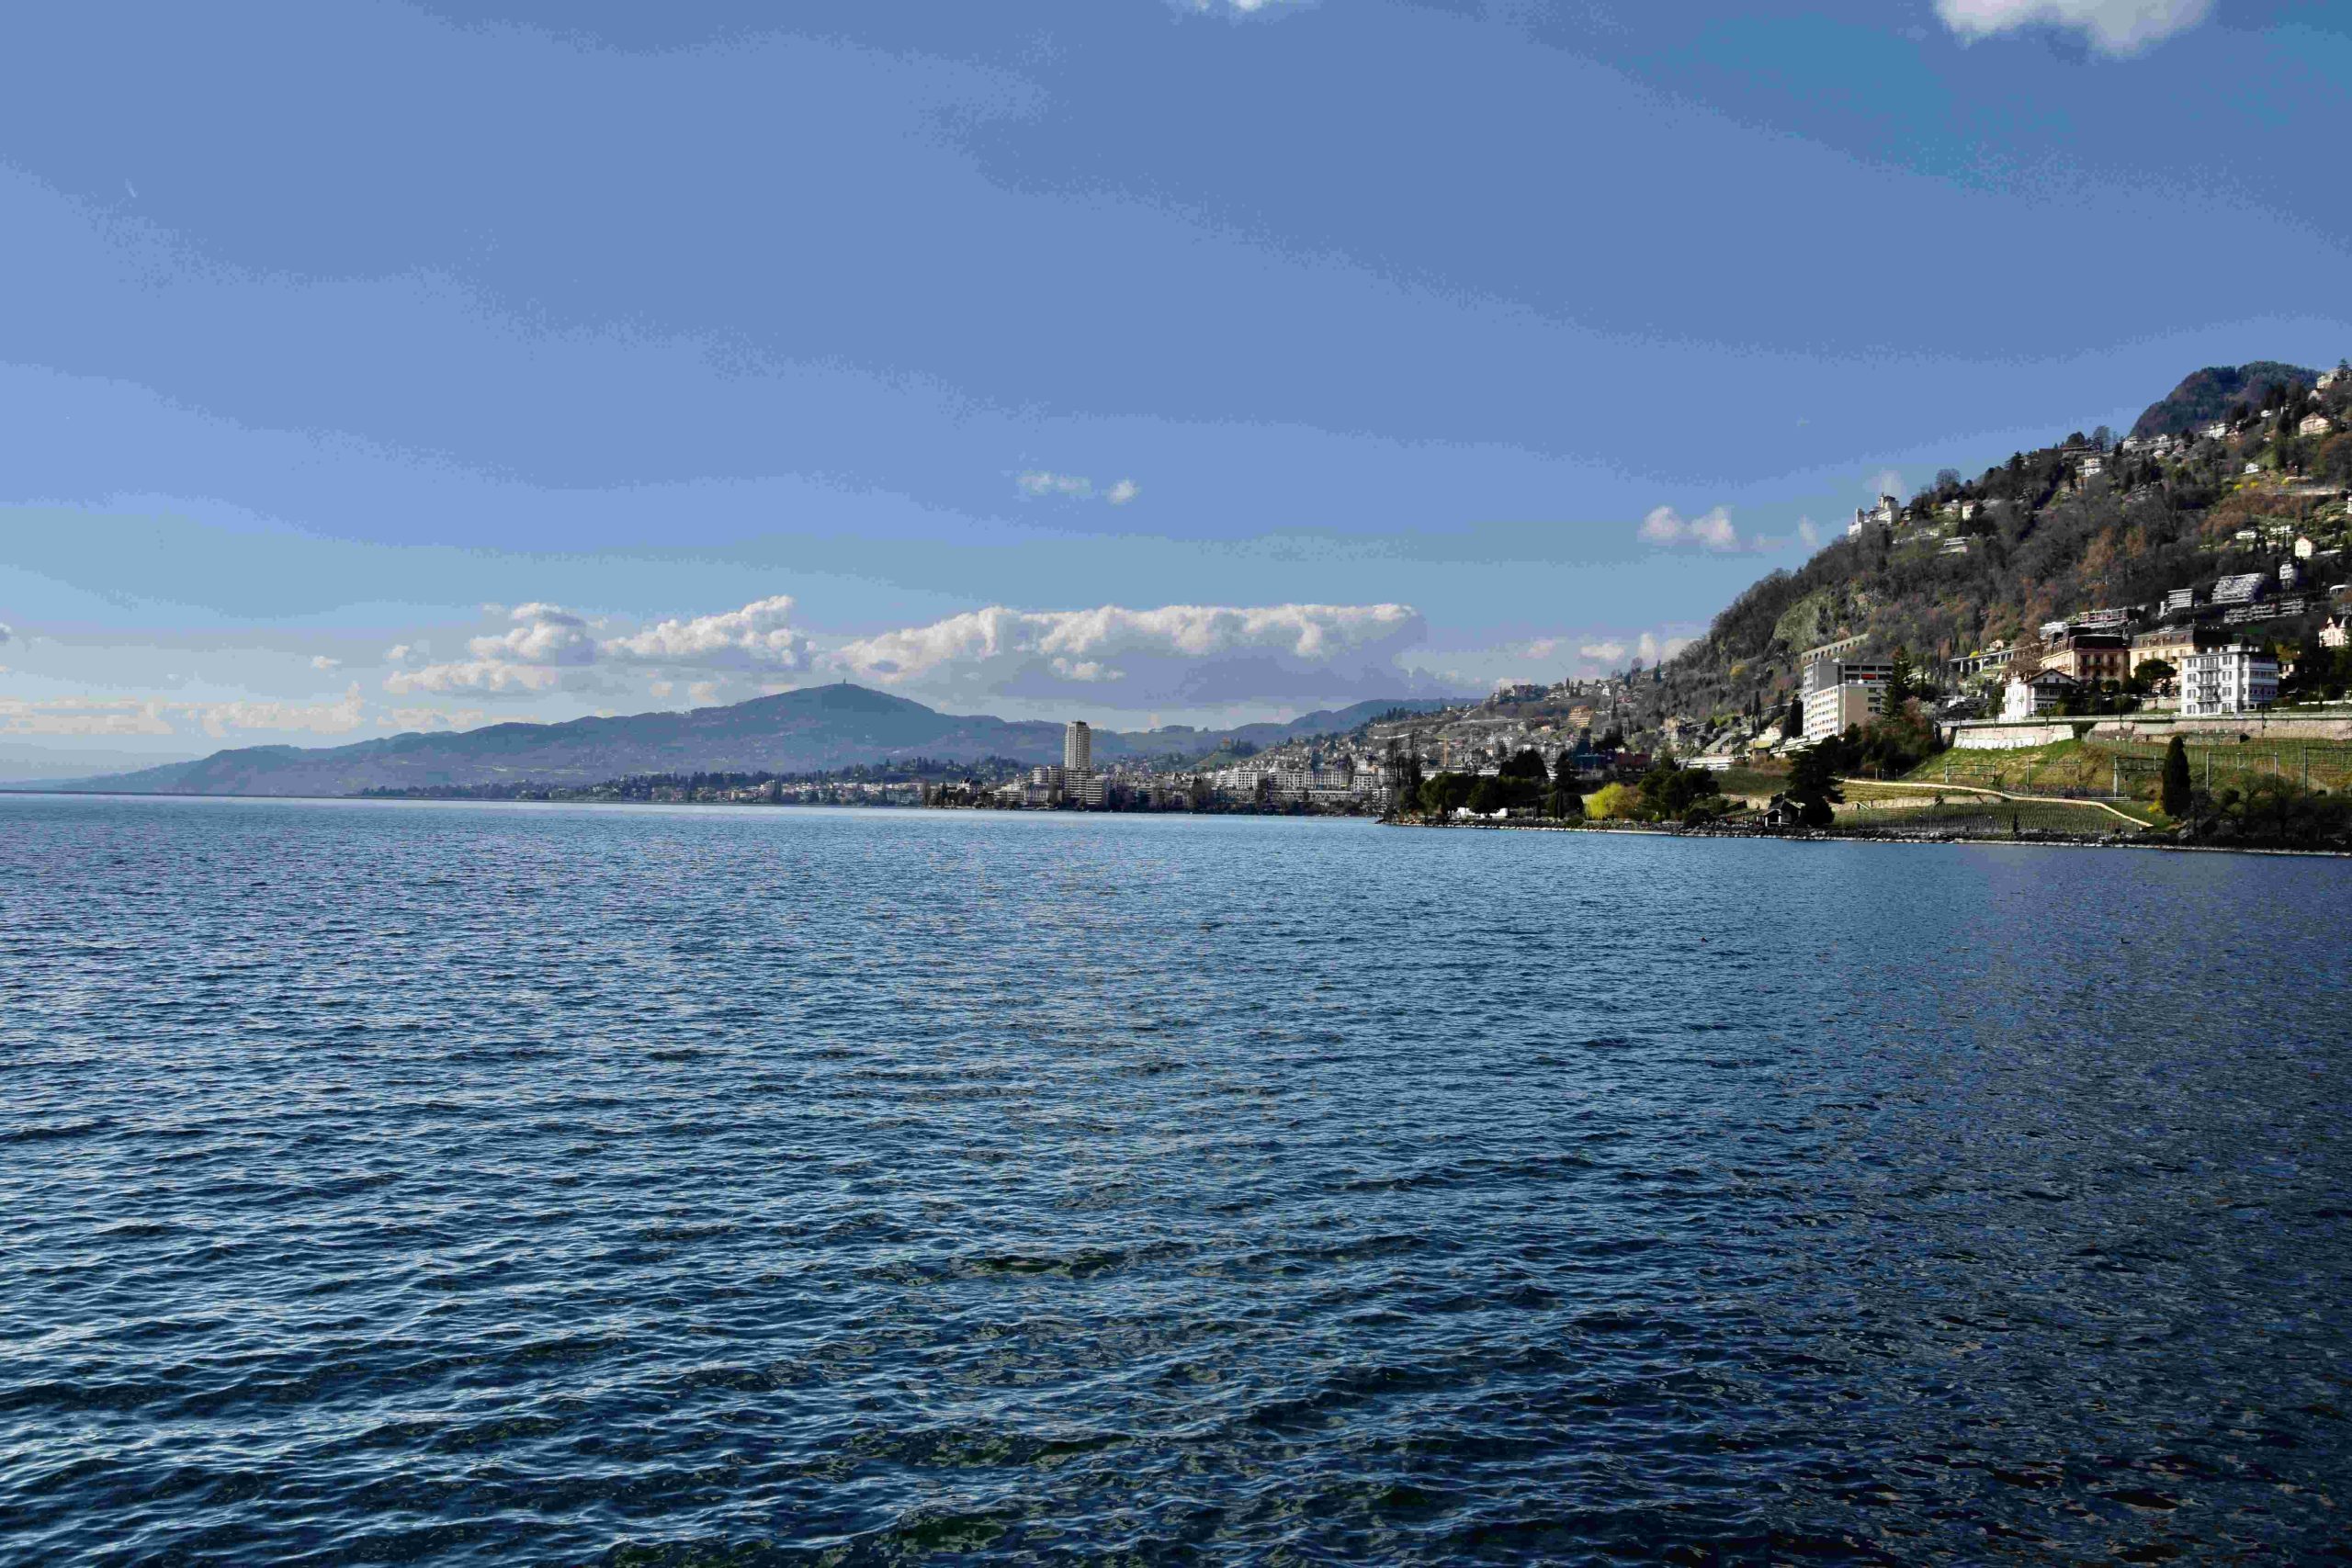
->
xmin=1 ymin=686 xmax=368 ymax=739
xmin=1933 ymin=0 xmax=2212 ymax=54
xmin=184 ymin=685 xmax=367 ymax=739
xmin=1577 ymin=630 xmax=1694 ymax=670
xmin=379 ymin=706 xmax=492 ymax=733
xmin=1638 ymin=504 xmax=1741 ymax=551
xmin=311 ymin=654 xmax=341 ymax=671
xmin=1015 ymin=470 xmax=1142 ymax=505
xmin=1176 ymin=0 xmax=1307 ymax=17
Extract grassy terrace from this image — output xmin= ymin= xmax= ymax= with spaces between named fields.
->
xmin=1836 ymin=797 xmax=2156 ymax=835
xmin=1905 ymin=737 xmax=2352 ymax=802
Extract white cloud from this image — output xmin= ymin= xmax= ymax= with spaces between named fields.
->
xmin=183 ymin=684 xmax=367 ymax=739
xmin=0 ymin=623 xmax=12 ymax=647
xmin=1180 ymin=0 xmax=1303 ymax=14
xmin=1797 ymin=517 xmax=1823 ymax=547
xmin=3 ymin=685 xmax=369 ymax=739
xmin=311 ymin=655 xmax=341 ymax=671
xmin=385 ymin=643 xmax=422 ymax=665
xmin=0 ymin=695 xmax=175 ymax=738
xmin=385 ymin=659 xmax=569 ymax=696
xmin=603 ymin=594 xmax=812 ymax=671
xmin=1869 ymin=469 xmax=1905 ymax=502
xmin=831 ymin=601 xmax=1432 ymax=706
xmin=1575 ymin=630 xmax=1696 ymax=672
xmin=382 ymin=595 xmax=811 ymax=700
xmin=1638 ymin=504 xmax=1741 ymax=551
xmin=1014 ymin=471 xmax=1141 ymax=506
xmin=1933 ymin=0 xmax=2211 ymax=53
xmin=1017 ymin=470 xmax=1095 ymax=500
xmin=371 ymin=595 xmax=1441 ymax=714
xmin=379 ymin=706 xmax=491 ymax=732
xmin=468 ymin=602 xmax=597 ymax=667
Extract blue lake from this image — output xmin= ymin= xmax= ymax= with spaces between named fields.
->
xmin=3 ymin=795 xmax=2347 ymax=1562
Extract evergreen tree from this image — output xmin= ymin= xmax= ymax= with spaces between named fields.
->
xmin=1786 ymin=744 xmax=1845 ymax=829
xmin=2160 ymin=736 xmax=2193 ymax=819
xmin=1781 ymin=696 xmax=1804 ymax=740
xmin=1885 ymin=646 xmax=1916 ymax=708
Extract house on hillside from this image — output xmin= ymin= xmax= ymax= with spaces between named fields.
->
xmin=1847 ymin=494 xmax=1899 ymax=538
xmin=2321 ymin=616 xmax=2348 ymax=650
xmin=2001 ymin=669 xmax=2077 ymax=720
xmin=2040 ymin=632 xmax=2131 ymax=686
xmin=2203 ymin=421 xmax=2232 ymax=440
xmin=2132 ymin=626 xmax=2211 ymax=680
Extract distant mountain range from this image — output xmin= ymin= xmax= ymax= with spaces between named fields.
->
xmin=44 ymin=685 xmax=1463 ymax=797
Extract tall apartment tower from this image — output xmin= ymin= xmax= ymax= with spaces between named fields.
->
xmin=1063 ymin=720 xmax=1092 ymax=776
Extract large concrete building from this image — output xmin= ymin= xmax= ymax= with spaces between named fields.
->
xmin=2178 ymin=646 xmax=2279 ymax=717
xmin=1802 ymin=658 xmax=1894 ymax=742
xmin=1063 ymin=720 xmax=1092 ymax=776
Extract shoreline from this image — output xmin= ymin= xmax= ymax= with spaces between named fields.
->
xmin=1385 ymin=817 xmax=2352 ymax=859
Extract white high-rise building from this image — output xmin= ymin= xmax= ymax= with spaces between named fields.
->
xmin=1802 ymin=658 xmax=1894 ymax=741
xmin=1063 ymin=720 xmax=1092 ymax=776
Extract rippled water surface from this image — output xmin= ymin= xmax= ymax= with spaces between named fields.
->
xmin=4 ymin=795 xmax=2348 ymax=1563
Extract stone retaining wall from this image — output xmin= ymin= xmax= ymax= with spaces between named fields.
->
xmin=1948 ymin=711 xmax=2352 ymax=750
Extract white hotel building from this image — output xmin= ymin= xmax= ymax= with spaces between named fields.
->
xmin=2177 ymin=646 xmax=2278 ymax=717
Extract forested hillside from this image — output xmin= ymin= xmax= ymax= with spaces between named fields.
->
xmin=1635 ymin=360 xmax=2352 ymax=745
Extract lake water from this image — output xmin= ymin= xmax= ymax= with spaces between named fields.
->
xmin=4 ymin=795 xmax=2347 ymax=1563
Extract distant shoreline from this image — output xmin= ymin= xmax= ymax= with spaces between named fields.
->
xmin=1389 ymin=818 xmax=2352 ymax=859
xmin=9 ymin=789 xmax=2346 ymax=857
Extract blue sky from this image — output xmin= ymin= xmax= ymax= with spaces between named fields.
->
xmin=3 ymin=0 xmax=2347 ymax=773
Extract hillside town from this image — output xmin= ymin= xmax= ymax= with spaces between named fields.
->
xmin=924 ymin=361 xmax=2352 ymax=847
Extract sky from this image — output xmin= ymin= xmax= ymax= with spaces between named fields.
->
xmin=3 ymin=0 xmax=2348 ymax=775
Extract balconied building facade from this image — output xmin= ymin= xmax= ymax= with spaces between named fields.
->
xmin=2178 ymin=646 xmax=2279 ymax=717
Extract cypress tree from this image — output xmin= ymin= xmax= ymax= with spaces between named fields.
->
xmin=2160 ymin=736 xmax=2193 ymax=818
xmin=1885 ymin=646 xmax=1915 ymax=708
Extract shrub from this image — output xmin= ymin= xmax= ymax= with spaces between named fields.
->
xmin=1586 ymin=783 xmax=1641 ymax=820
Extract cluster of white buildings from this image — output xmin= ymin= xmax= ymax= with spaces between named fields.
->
xmin=1998 ymin=644 xmax=2280 ymax=719
xmin=985 ymin=721 xmax=1110 ymax=807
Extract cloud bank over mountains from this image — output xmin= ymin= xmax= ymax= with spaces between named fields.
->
xmin=1933 ymin=0 xmax=2213 ymax=54
xmin=379 ymin=596 xmax=1442 ymax=716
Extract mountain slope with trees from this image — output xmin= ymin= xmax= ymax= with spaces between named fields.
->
xmin=1630 ymin=358 xmax=2351 ymax=749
